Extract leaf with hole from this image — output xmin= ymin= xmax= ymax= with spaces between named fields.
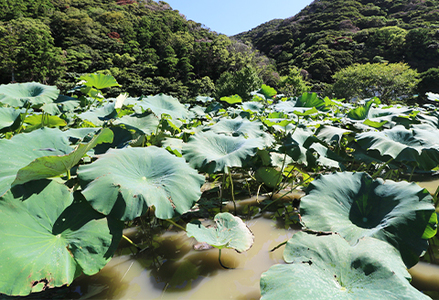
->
xmin=0 ymin=180 xmax=123 ymax=296
xmin=260 ymin=232 xmax=429 ymax=300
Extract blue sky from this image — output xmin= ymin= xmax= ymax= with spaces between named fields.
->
xmin=162 ymin=0 xmax=314 ymax=36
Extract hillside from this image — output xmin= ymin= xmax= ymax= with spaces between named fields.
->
xmin=0 ymin=0 xmax=276 ymax=99
xmin=235 ymin=0 xmax=439 ymax=85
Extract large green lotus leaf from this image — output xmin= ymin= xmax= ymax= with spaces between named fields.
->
xmin=79 ymin=73 xmax=121 ymax=90
xmin=220 ymin=95 xmax=242 ymax=105
xmin=78 ymin=146 xmax=204 ymax=221
xmin=356 ymin=125 xmax=439 ymax=170
xmin=315 ymin=125 xmax=352 ymax=147
xmin=41 ymin=95 xmax=81 ymax=115
xmin=78 ymin=103 xmax=117 ymax=126
xmin=281 ymin=126 xmax=318 ymax=165
xmin=24 ymin=114 xmax=67 ymax=129
xmin=300 ymin=172 xmax=435 ymax=268
xmin=346 ymin=97 xmax=381 ymax=120
xmin=204 ymin=117 xmax=264 ymax=139
xmin=186 ymin=212 xmax=254 ymax=252
xmin=195 ymin=95 xmax=214 ymax=103
xmin=0 ymin=180 xmax=123 ymax=296
xmin=258 ymin=84 xmax=277 ymax=99
xmin=241 ymin=101 xmax=264 ymax=113
xmin=63 ymin=127 xmax=101 ymax=143
xmin=309 ymin=142 xmax=345 ymax=169
xmin=12 ymin=128 xmax=113 ymax=186
xmin=0 ymin=128 xmax=73 ymax=196
xmin=182 ymin=131 xmax=265 ymax=173
xmin=274 ymin=101 xmax=318 ymax=114
xmin=137 ymin=94 xmax=188 ymax=120
xmin=113 ymin=112 xmax=159 ymax=135
xmin=0 ymin=82 xmax=59 ymax=108
xmin=0 ymin=107 xmax=23 ymax=130
xmin=260 ymin=232 xmax=429 ymax=300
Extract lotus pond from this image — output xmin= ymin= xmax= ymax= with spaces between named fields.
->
xmin=1 ymin=75 xmax=439 ymax=299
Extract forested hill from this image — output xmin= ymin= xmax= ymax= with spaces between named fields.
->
xmin=0 ymin=0 xmax=276 ymax=99
xmin=235 ymin=0 xmax=439 ymax=84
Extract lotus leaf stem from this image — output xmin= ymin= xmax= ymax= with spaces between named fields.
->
xmin=409 ymin=166 xmax=416 ymax=182
xmin=269 ymin=240 xmax=287 ymax=252
xmin=166 ymin=219 xmax=186 ymax=231
xmin=122 ymin=234 xmax=141 ymax=251
xmin=228 ymin=172 xmax=237 ymax=215
xmin=218 ymin=249 xmax=232 ymax=269
xmin=371 ymin=157 xmax=394 ymax=179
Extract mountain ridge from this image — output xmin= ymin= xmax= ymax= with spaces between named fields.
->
xmin=234 ymin=0 xmax=439 ymax=84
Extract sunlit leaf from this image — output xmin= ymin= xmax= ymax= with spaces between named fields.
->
xmin=187 ymin=212 xmax=254 ymax=252
xmin=78 ymin=146 xmax=204 ymax=221
xmin=0 ymin=180 xmax=123 ymax=296
xmin=260 ymin=232 xmax=429 ymax=300
xmin=300 ymin=171 xmax=435 ymax=268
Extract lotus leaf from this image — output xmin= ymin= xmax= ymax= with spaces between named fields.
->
xmin=241 ymin=101 xmax=264 ymax=113
xmin=300 ymin=172 xmax=436 ymax=268
xmin=356 ymin=125 xmax=439 ymax=170
xmin=315 ymin=125 xmax=352 ymax=147
xmin=347 ymin=97 xmax=380 ymax=120
xmin=308 ymin=142 xmax=345 ymax=169
xmin=0 ymin=128 xmax=73 ymax=196
xmin=195 ymin=96 xmax=214 ymax=103
xmin=113 ymin=112 xmax=159 ymax=135
xmin=186 ymin=212 xmax=254 ymax=252
xmin=281 ymin=126 xmax=318 ymax=165
xmin=137 ymin=94 xmax=188 ymax=120
xmin=260 ymin=232 xmax=429 ymax=300
xmin=79 ymin=73 xmax=121 ymax=89
xmin=41 ymin=95 xmax=81 ymax=115
xmin=0 ymin=107 xmax=23 ymax=131
xmin=12 ymin=128 xmax=113 ymax=186
xmin=258 ymin=84 xmax=277 ymax=99
xmin=182 ymin=131 xmax=265 ymax=173
xmin=204 ymin=117 xmax=264 ymax=138
xmin=220 ymin=95 xmax=242 ymax=104
xmin=78 ymin=102 xmax=117 ymax=126
xmin=78 ymin=146 xmax=205 ymax=221
xmin=0 ymin=82 xmax=59 ymax=108
xmin=24 ymin=114 xmax=67 ymax=129
xmin=0 ymin=180 xmax=123 ymax=296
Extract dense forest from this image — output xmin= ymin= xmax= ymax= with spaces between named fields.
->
xmin=236 ymin=0 xmax=439 ymax=93
xmin=0 ymin=0 xmax=277 ymax=99
xmin=1 ymin=0 xmax=439 ymax=100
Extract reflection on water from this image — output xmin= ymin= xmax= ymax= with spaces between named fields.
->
xmin=69 ymin=216 xmax=296 ymax=300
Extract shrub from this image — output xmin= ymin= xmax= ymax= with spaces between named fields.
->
xmin=327 ymin=62 xmax=419 ymax=104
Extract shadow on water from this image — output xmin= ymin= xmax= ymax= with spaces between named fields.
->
xmin=67 ymin=215 xmax=295 ymax=300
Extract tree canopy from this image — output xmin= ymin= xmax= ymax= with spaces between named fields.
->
xmin=236 ymin=0 xmax=439 ymax=86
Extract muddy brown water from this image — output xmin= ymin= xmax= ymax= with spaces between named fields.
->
xmin=34 ymin=183 xmax=439 ymax=299
xmin=68 ymin=215 xmax=297 ymax=299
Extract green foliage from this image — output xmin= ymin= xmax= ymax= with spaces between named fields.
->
xmin=301 ymin=172 xmax=436 ymax=268
xmin=418 ymin=67 xmax=439 ymax=96
xmin=261 ymin=232 xmax=430 ymax=300
xmin=0 ymin=0 xmax=275 ymax=99
xmin=278 ymin=67 xmax=311 ymax=97
xmin=3 ymin=75 xmax=439 ymax=297
xmin=215 ymin=65 xmax=263 ymax=101
xmin=186 ymin=212 xmax=254 ymax=252
xmin=236 ymin=0 xmax=439 ymax=89
xmin=0 ymin=18 xmax=65 ymax=83
xmin=328 ymin=62 xmax=420 ymax=103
